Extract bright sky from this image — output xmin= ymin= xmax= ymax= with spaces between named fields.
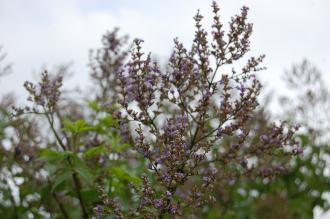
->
xmin=0 ymin=0 xmax=330 ymax=217
xmin=0 ymin=0 xmax=329 ymax=97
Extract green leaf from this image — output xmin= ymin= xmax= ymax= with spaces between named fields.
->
xmin=87 ymin=100 xmax=100 ymax=112
xmin=38 ymin=148 xmax=67 ymax=162
xmin=51 ymin=170 xmax=72 ymax=193
xmin=99 ymin=115 xmax=116 ymax=127
xmin=63 ymin=119 xmax=95 ymax=134
xmin=109 ymin=167 xmax=141 ymax=184
xmin=81 ymin=189 xmax=99 ymax=203
xmin=84 ymin=145 xmax=108 ymax=158
xmin=74 ymin=167 xmax=94 ymax=185
xmin=108 ymin=133 xmax=129 ymax=152
xmin=295 ymin=134 xmax=309 ymax=147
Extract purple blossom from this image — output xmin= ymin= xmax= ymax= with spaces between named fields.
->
xmin=260 ymin=134 xmax=269 ymax=142
xmin=80 ymin=3 xmax=303 ymax=217
xmin=203 ymin=176 xmax=212 ymax=183
xmin=154 ymin=199 xmax=163 ymax=209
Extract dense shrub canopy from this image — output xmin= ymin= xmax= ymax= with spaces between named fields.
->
xmin=2 ymin=1 xmax=329 ymax=219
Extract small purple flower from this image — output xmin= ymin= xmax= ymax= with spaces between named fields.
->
xmin=175 ymin=172 xmax=185 ymax=180
xmin=231 ymin=144 xmax=239 ymax=150
xmin=148 ymin=162 xmax=153 ymax=170
xmin=216 ymin=128 xmax=222 ymax=137
xmin=240 ymin=159 xmax=248 ymax=168
xmin=294 ymin=123 xmax=301 ymax=130
xmin=241 ymin=6 xmax=249 ymax=17
xmin=294 ymin=146 xmax=304 ymax=155
xmin=155 ymin=158 xmax=163 ymax=165
xmin=275 ymin=165 xmax=286 ymax=172
xmin=145 ymin=76 xmax=154 ymax=86
xmin=209 ymin=167 xmax=217 ymax=175
xmin=95 ymin=204 xmax=103 ymax=218
xmin=185 ymin=150 xmax=191 ymax=158
xmin=161 ymin=173 xmax=172 ymax=184
xmin=154 ymin=199 xmax=163 ymax=209
xmin=232 ymin=54 xmax=241 ymax=60
xmin=169 ymin=204 xmax=178 ymax=215
xmin=96 ymin=204 xmax=103 ymax=212
xmin=260 ymin=134 xmax=269 ymax=142
xmin=203 ymin=176 xmax=211 ymax=183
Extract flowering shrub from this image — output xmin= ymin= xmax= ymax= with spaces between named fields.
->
xmin=88 ymin=2 xmax=301 ymax=218
xmin=0 ymin=1 xmax=306 ymax=219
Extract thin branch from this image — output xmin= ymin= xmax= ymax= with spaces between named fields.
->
xmin=72 ymin=172 xmax=89 ymax=219
xmin=43 ymin=109 xmax=88 ymax=218
xmin=44 ymin=110 xmax=67 ymax=151
xmin=48 ymin=178 xmax=70 ymax=219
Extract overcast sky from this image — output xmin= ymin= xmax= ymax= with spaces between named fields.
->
xmin=1 ymin=0 xmax=329 ymax=98
xmin=0 ymin=0 xmax=330 ymax=217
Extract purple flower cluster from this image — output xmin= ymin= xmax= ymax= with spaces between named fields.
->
xmin=92 ymin=1 xmax=302 ymax=218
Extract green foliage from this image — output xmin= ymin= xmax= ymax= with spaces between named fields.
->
xmin=84 ymin=145 xmax=108 ymax=158
xmin=63 ymin=119 xmax=95 ymax=134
